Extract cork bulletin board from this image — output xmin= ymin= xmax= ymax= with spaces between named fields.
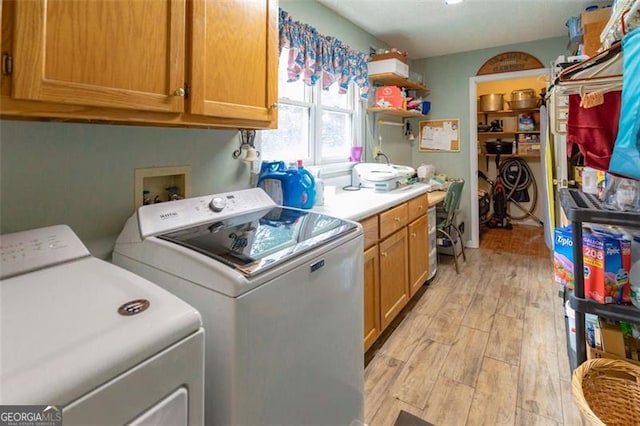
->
xmin=418 ymin=119 xmax=460 ymax=152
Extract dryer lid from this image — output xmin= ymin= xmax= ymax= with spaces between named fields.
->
xmin=1 ymin=257 xmax=202 ymax=405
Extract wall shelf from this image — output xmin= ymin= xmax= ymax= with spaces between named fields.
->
xmin=368 ymin=73 xmax=429 ymax=92
xmin=479 ymin=153 xmax=540 ymax=158
xmin=478 ymin=131 xmax=540 ymax=135
xmin=478 ymin=108 xmax=539 ymax=114
xmin=367 ymin=107 xmax=426 ymax=119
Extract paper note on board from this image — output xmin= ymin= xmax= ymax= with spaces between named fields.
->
xmin=418 ymin=119 xmax=460 ymax=152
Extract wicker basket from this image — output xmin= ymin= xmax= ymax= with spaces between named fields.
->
xmin=572 ymin=358 xmax=640 ymax=426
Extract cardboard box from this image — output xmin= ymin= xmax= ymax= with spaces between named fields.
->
xmin=583 ymin=231 xmax=631 ymax=304
xmin=517 ymin=143 xmax=540 ymax=155
xmin=599 ymin=320 xmax=627 ymax=358
xmin=368 ymin=59 xmax=409 ymax=79
xmin=375 ymin=86 xmax=406 ymax=109
xmin=553 ymin=226 xmax=575 ymax=290
xmin=369 ymin=52 xmax=407 ymax=64
xmin=581 ymin=8 xmax=611 ymax=57
xmin=587 ymin=344 xmax=640 ymax=366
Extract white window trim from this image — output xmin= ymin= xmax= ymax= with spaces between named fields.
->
xmin=258 ymin=81 xmax=363 ymax=172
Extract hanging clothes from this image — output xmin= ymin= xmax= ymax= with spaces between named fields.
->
xmin=609 ymin=29 xmax=640 ymax=179
xmin=566 ymin=90 xmax=622 ymax=170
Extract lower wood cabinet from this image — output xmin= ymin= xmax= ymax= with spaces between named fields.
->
xmin=360 ymin=193 xmax=430 ymax=351
xmin=379 ymin=227 xmax=409 ymax=331
xmin=363 ymin=245 xmax=380 ymax=351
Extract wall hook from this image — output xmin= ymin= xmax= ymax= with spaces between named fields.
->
xmin=233 ymin=129 xmax=261 ymax=161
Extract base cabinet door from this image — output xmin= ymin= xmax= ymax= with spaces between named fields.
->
xmin=379 ymin=228 xmax=409 ymax=331
xmin=363 ymin=245 xmax=380 ymax=351
xmin=408 ymin=215 xmax=429 ymax=297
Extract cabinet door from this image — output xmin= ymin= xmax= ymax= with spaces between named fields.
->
xmin=408 ymin=215 xmax=429 ymax=297
xmin=379 ymin=228 xmax=408 ymax=331
xmin=189 ymin=0 xmax=278 ymax=126
xmin=363 ymin=245 xmax=380 ymax=352
xmin=13 ymin=0 xmax=186 ymax=112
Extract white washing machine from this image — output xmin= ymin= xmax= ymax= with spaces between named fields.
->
xmin=0 ymin=225 xmax=205 ymax=425
xmin=113 ymin=187 xmax=365 ymax=426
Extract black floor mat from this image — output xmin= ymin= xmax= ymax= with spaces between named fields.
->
xmin=394 ymin=410 xmax=434 ymax=426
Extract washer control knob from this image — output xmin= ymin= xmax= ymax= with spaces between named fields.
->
xmin=209 ymin=197 xmax=227 ymax=212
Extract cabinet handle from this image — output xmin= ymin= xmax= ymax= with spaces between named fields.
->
xmin=394 ymin=217 xmax=401 ymax=222
xmin=174 ymin=87 xmax=185 ymax=97
xmin=418 ymin=205 xmax=423 ymax=210
xmin=270 ymin=103 xmax=278 ymax=109
xmin=411 ymin=232 xmax=417 ymax=238
xmin=381 ymin=252 xmax=388 ymax=257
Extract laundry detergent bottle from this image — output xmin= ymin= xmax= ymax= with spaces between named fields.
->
xmin=296 ymin=160 xmax=316 ymax=209
xmin=257 ymin=160 xmax=315 ymax=209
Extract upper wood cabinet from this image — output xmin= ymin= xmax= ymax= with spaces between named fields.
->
xmin=1 ymin=0 xmax=278 ymax=129
xmin=13 ymin=0 xmax=186 ymax=112
xmin=189 ymin=0 xmax=278 ymax=124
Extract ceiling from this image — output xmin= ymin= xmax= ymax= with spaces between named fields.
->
xmin=316 ymin=0 xmax=610 ymax=59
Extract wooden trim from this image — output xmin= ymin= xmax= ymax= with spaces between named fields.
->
xmin=0 ymin=95 xmax=276 ymax=129
xmin=265 ymin=0 xmax=278 ymax=120
xmin=169 ymin=0 xmax=187 ymax=111
xmin=363 ymin=245 xmax=380 ymax=351
xmin=188 ymin=0 xmax=205 ymax=115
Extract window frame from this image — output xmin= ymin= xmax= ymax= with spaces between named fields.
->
xmin=258 ymin=49 xmax=364 ymax=169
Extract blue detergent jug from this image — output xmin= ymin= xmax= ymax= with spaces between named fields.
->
xmin=295 ymin=160 xmax=316 ymax=209
xmin=259 ymin=161 xmax=286 ymax=178
xmin=257 ymin=161 xmax=315 ymax=209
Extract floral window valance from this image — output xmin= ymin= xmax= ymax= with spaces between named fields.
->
xmin=279 ymin=9 xmax=370 ymax=100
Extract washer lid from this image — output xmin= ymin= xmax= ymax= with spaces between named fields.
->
xmin=157 ymin=206 xmax=358 ymax=277
xmin=0 ymin=257 xmax=202 ymax=405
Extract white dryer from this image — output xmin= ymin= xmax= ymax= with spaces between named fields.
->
xmin=0 ymin=225 xmax=205 ymax=426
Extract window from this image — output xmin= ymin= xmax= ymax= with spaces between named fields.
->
xmin=258 ymin=48 xmax=363 ymax=166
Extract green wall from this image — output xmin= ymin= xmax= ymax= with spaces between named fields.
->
xmin=0 ymin=121 xmax=250 ymax=258
xmin=409 ymin=37 xmax=567 ymax=240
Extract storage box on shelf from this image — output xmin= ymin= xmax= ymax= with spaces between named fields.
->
xmin=581 ymin=8 xmax=612 ymax=58
xmin=559 ymin=188 xmax=640 ymax=369
xmin=368 ymin=52 xmax=409 ymax=78
xmin=368 ymin=61 xmax=430 ymax=119
xmin=587 ymin=344 xmax=640 ymax=366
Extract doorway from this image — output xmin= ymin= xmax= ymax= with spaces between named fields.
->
xmin=468 ymin=68 xmax=550 ymax=249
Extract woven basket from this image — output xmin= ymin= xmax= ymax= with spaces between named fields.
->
xmin=572 ymin=358 xmax=640 ymax=426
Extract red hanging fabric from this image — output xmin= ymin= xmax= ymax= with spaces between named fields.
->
xmin=566 ymin=90 xmax=622 ymax=170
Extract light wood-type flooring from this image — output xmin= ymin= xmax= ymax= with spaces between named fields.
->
xmin=479 ymin=224 xmax=549 ymax=258
xmin=364 ymin=247 xmax=585 ymax=426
